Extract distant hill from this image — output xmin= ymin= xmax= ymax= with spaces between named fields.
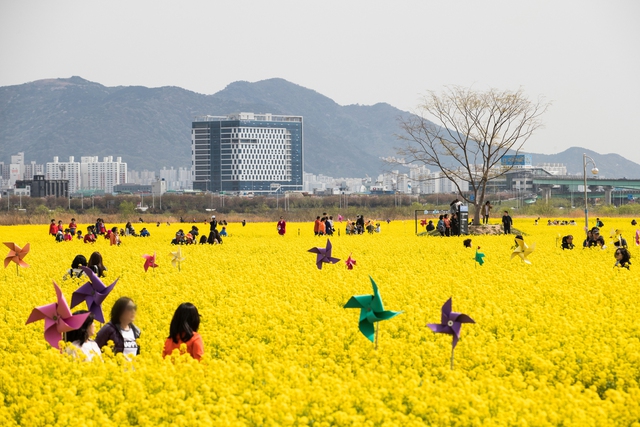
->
xmin=526 ymin=147 xmax=640 ymax=178
xmin=1 ymin=77 xmax=639 ymax=179
xmin=0 ymin=77 xmax=408 ymax=177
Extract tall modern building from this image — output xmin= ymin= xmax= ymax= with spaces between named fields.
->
xmin=192 ymin=113 xmax=303 ymax=193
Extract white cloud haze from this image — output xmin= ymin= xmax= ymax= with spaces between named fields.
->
xmin=1 ymin=0 xmax=639 ymax=162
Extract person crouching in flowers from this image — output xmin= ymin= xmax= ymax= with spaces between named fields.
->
xmin=561 ymin=235 xmax=575 ymax=250
xmin=95 ymin=297 xmax=141 ymax=356
xmin=163 ymin=303 xmax=204 ymax=361
xmin=614 ymin=248 xmax=631 ymax=270
xmin=65 ymin=311 xmax=102 ymax=361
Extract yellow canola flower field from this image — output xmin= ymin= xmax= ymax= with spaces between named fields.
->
xmin=1 ymin=218 xmax=640 ymax=426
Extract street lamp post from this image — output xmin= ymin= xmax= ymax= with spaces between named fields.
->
xmin=583 ymin=153 xmax=599 ymax=235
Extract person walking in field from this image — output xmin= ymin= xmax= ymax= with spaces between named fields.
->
xmin=502 ymin=211 xmax=513 ymax=234
xmin=49 ymin=219 xmax=58 ymax=236
xmin=69 ymin=218 xmax=77 ymax=236
xmin=277 ymin=216 xmax=286 ymax=236
xmin=483 ymin=201 xmax=493 ymax=224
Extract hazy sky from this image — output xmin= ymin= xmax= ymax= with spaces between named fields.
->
xmin=1 ymin=0 xmax=639 ymax=162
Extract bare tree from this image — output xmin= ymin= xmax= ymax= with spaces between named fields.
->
xmin=396 ymin=86 xmax=549 ymax=225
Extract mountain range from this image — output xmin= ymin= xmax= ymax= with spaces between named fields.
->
xmin=1 ymin=76 xmax=639 ymax=179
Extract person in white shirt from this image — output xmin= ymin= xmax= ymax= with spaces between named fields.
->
xmin=95 ymin=297 xmax=141 ymax=356
xmin=65 ymin=311 xmax=102 ymax=361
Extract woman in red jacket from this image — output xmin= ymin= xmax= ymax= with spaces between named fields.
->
xmin=48 ymin=219 xmax=58 ymax=236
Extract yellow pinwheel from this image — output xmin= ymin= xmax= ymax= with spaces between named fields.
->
xmin=511 ymin=236 xmax=535 ymax=264
xmin=169 ymin=247 xmax=186 ymax=271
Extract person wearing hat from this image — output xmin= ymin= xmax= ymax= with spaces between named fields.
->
xmin=208 ymin=215 xmax=218 ymax=244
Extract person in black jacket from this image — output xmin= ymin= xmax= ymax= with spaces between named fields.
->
xmin=426 ymin=220 xmax=435 ymax=232
xmin=561 ymin=235 xmax=575 ymax=250
xmin=95 ymin=297 xmax=141 ymax=356
xmin=208 ymin=215 xmax=218 ymax=243
xmin=502 ymin=211 xmax=513 ymax=234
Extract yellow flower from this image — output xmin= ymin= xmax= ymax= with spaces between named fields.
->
xmin=1 ymin=218 xmax=638 ymax=425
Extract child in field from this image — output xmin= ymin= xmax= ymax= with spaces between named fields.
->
xmin=63 ymin=229 xmax=73 ymax=241
xmin=220 ymin=226 xmax=228 ymax=237
xmin=615 ymin=248 xmax=631 ymax=269
xmin=76 ymin=230 xmax=83 ymax=240
xmin=561 ymin=235 xmax=575 ymax=250
xmin=64 ymin=255 xmax=88 ymax=280
xmin=65 ymin=310 xmax=101 ymax=361
xmin=88 ymin=251 xmax=107 ymax=277
xmin=163 ymin=303 xmax=204 ymax=361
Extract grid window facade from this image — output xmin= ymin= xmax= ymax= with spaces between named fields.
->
xmin=191 ymin=113 xmax=303 ymax=193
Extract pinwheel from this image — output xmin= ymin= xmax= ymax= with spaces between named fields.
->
xmin=635 ymin=230 xmax=639 ymax=246
xmin=474 ymin=247 xmax=485 ymax=266
xmin=169 ymin=247 xmax=186 ymax=271
xmin=70 ymin=266 xmax=117 ymax=323
xmin=344 ymin=277 xmax=402 ymax=347
xmin=308 ymin=239 xmax=340 ymax=270
xmin=511 ymin=238 xmax=535 ymax=264
xmin=420 ymin=219 xmax=427 ymax=227
xmin=26 ymin=282 xmax=91 ymax=349
xmin=4 ymin=242 xmax=30 ymax=275
xmin=143 ymin=253 xmax=158 ymax=272
xmin=345 ymin=253 xmax=356 ymax=270
xmin=427 ymin=297 xmax=475 ymax=369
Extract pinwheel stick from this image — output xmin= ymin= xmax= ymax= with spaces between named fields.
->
xmin=16 ymin=264 xmax=19 ymax=276
xmin=374 ymin=322 xmax=379 ymax=350
xmin=451 ymin=346 xmax=455 ymax=370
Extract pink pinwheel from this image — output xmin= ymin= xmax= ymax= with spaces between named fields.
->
xmin=308 ymin=239 xmax=340 ymax=270
xmin=26 ymin=282 xmax=90 ymax=349
xmin=427 ymin=298 xmax=475 ymax=369
xmin=636 ymin=230 xmax=639 ymax=246
xmin=420 ymin=219 xmax=427 ymax=227
xmin=345 ymin=253 xmax=357 ymax=270
xmin=4 ymin=242 xmax=30 ymax=270
xmin=70 ymin=266 xmax=117 ymax=323
xmin=143 ymin=253 xmax=158 ymax=272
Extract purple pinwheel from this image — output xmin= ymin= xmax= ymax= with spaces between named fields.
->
xmin=70 ymin=266 xmax=117 ymax=323
xmin=308 ymin=239 xmax=340 ymax=270
xmin=427 ymin=298 xmax=475 ymax=368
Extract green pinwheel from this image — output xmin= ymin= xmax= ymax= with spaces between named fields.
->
xmin=475 ymin=247 xmax=485 ymax=266
xmin=344 ymin=277 xmax=402 ymax=345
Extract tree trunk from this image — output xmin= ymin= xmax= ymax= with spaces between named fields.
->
xmin=473 ymin=202 xmax=481 ymax=225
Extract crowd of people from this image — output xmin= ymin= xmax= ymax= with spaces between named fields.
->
xmin=560 ymin=224 xmax=632 ymax=269
xmin=65 ymin=297 xmax=203 ymax=362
